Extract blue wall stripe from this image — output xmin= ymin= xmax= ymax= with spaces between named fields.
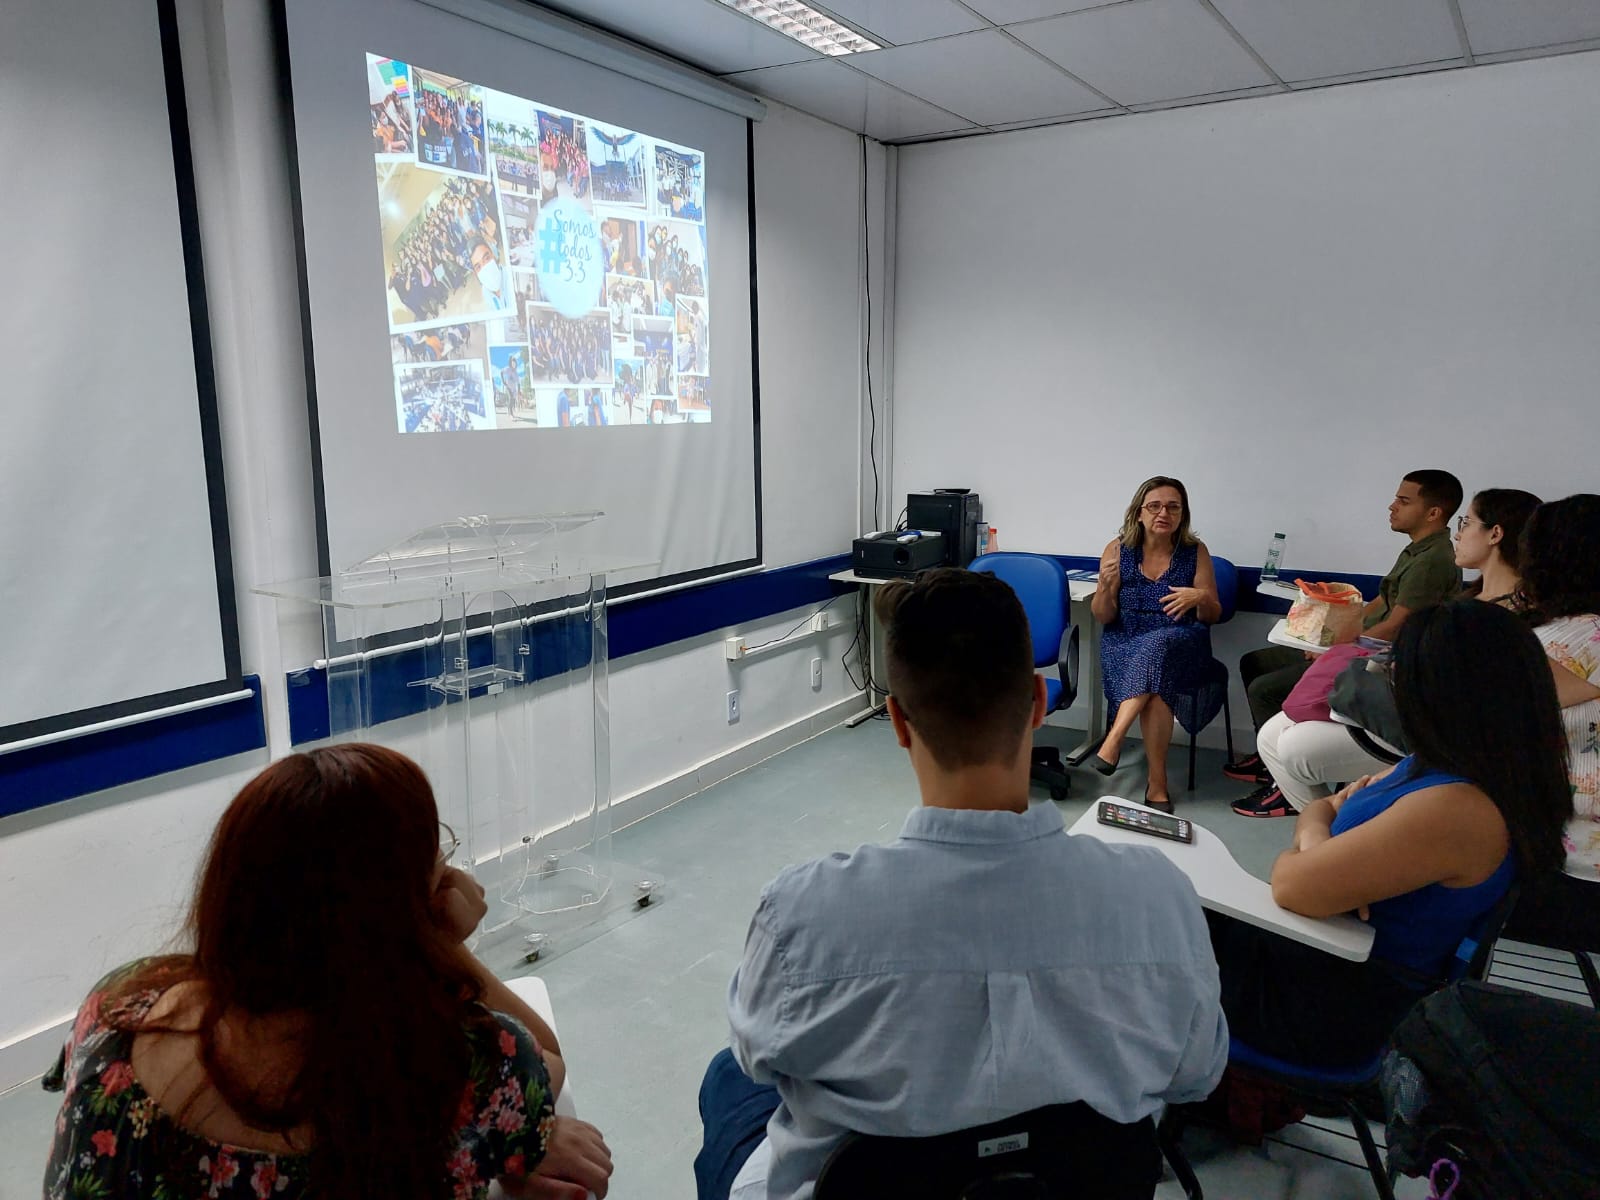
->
xmin=2 ymin=677 xmax=266 ymax=819
xmin=1051 ymin=554 xmax=1382 ymax=617
xmin=285 ymin=554 xmax=857 ymax=746
xmin=3 ymin=551 xmax=1389 ymax=814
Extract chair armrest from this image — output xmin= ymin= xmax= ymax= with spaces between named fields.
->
xmin=1055 ymin=624 xmax=1081 ymax=712
xmin=1345 ymin=724 xmax=1404 ymax=766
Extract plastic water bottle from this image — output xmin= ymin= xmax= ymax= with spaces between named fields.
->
xmin=1262 ymin=532 xmax=1287 ymax=582
xmin=976 ymin=523 xmax=990 ymax=555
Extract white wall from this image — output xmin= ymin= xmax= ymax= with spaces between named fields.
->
xmin=0 ymin=0 xmax=877 ymax=1083
xmin=891 ymin=51 xmax=1600 ymax=575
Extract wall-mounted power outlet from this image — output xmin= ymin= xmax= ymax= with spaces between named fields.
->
xmin=726 ymin=689 xmax=740 ymax=724
xmin=810 ymin=611 xmax=830 ymax=633
xmin=810 ymin=657 xmax=822 ymax=690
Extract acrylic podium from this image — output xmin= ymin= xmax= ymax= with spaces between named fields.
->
xmin=255 ymin=513 xmax=657 ymax=960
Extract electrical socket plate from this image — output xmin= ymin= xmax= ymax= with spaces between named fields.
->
xmin=726 ymin=689 xmax=740 ymax=724
xmin=810 ymin=657 xmax=822 ymax=690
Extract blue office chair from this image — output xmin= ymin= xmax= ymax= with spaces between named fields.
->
xmin=813 ymin=1101 xmax=1178 ymax=1200
xmin=1192 ymin=887 xmax=1521 ymax=1200
xmin=1171 ymin=556 xmax=1238 ymax=791
xmin=969 ymin=553 xmax=1080 ymax=801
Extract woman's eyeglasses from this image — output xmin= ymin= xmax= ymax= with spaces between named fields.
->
xmin=1456 ymin=514 xmax=1480 ymax=532
xmin=1142 ymin=502 xmax=1183 ymax=516
xmin=438 ymin=822 xmax=459 ymax=866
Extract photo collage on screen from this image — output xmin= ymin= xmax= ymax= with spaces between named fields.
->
xmin=368 ymin=54 xmax=711 ymax=433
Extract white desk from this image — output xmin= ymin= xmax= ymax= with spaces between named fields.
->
xmin=1257 ymin=579 xmax=1302 ymax=603
xmin=828 ymin=569 xmax=894 ymax=727
xmin=494 ymin=975 xmax=590 ymax=1198
xmin=1067 ymin=798 xmax=1374 ymax=961
xmin=1267 ymin=617 xmax=1330 ymax=656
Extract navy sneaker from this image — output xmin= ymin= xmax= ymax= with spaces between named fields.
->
xmin=1223 ymin=752 xmax=1272 ymax=785
xmin=1231 ymin=783 xmax=1293 ymax=818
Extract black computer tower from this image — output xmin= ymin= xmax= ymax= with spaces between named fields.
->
xmin=906 ymin=491 xmax=982 ymax=568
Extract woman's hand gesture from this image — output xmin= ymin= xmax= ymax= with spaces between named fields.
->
xmin=1097 ymin=549 xmax=1121 ymax=595
xmin=1161 ymin=587 xmax=1203 ymax=619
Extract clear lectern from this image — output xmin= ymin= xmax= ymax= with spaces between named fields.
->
xmin=255 ymin=513 xmax=657 ymax=958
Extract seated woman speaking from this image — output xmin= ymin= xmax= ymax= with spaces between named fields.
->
xmin=43 ymin=744 xmax=613 ymax=1200
xmin=1210 ymin=601 xmax=1571 ymax=1066
xmin=1090 ymin=476 xmax=1222 ymax=811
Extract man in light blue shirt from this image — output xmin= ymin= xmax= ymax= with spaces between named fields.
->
xmin=694 ymin=568 xmax=1228 ymax=1200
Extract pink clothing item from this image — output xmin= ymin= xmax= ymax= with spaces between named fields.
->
xmin=1282 ymin=643 xmax=1370 ymax=724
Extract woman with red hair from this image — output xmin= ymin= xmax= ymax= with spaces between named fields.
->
xmin=43 ymin=744 xmax=612 ymax=1200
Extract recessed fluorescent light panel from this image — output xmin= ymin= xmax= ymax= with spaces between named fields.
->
xmin=716 ymin=0 xmax=882 ymax=56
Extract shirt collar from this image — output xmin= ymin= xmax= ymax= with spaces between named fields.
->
xmin=1404 ymin=528 xmax=1451 ymax=557
xmin=898 ymin=801 xmax=1066 ymax=846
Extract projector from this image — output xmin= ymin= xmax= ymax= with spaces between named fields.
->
xmin=852 ymin=530 xmax=946 ymax=579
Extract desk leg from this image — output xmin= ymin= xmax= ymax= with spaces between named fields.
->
xmin=847 ymin=582 xmax=888 ymax=728
xmin=1065 ymin=604 xmax=1104 ymax=765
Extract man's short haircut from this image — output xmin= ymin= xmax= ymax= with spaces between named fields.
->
xmin=1403 ymin=469 xmax=1464 ymax=522
xmin=873 ymin=568 xmax=1036 ymax=771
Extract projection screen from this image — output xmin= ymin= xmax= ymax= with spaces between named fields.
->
xmin=279 ymin=0 xmax=761 ymax=593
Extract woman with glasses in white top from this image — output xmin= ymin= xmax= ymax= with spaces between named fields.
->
xmin=1454 ymin=488 xmax=1542 ymax=608
xmin=1090 ymin=476 xmax=1222 ymax=812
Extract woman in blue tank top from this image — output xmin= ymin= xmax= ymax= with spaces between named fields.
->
xmin=1209 ymin=601 xmax=1572 ymax=1066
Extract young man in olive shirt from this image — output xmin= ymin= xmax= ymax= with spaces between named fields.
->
xmin=1230 ymin=470 xmax=1463 ymax=816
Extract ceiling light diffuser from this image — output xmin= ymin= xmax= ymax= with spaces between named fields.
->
xmin=715 ymin=0 xmax=882 ymax=56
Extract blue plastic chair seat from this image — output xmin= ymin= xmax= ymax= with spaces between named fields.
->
xmin=1045 ymin=677 xmax=1062 ymax=711
xmin=1228 ymin=1037 xmax=1384 ymax=1088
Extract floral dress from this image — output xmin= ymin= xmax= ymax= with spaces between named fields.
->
xmin=1538 ymin=613 xmax=1600 ymax=880
xmin=42 ymin=962 xmax=556 ymax=1200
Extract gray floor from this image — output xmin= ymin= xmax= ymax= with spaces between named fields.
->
xmin=0 ymin=718 xmax=1506 ymax=1199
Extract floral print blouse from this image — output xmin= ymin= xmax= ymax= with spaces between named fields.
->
xmin=43 ymin=961 xmax=556 ymax=1200
xmin=1538 ymin=613 xmax=1600 ymax=880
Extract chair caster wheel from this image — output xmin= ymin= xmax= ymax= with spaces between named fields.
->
xmin=1050 ymin=787 xmax=1068 ymax=802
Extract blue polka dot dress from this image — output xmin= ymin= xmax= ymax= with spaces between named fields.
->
xmin=1101 ymin=542 xmax=1220 ymax=731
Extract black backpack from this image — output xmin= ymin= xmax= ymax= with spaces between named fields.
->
xmin=1381 ymin=980 xmax=1600 ymax=1199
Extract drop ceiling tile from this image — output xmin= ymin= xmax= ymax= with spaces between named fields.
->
xmin=1011 ymin=0 xmax=1275 ymax=105
xmin=987 ymin=109 xmax=1117 ymax=132
xmin=814 ymin=0 xmax=988 ymax=45
xmin=539 ymin=0 xmax=820 ymax=73
xmin=1126 ymin=81 xmax=1283 ymax=110
xmin=1474 ymin=35 xmax=1600 ymax=64
xmin=1289 ymin=57 xmax=1464 ymax=91
xmin=962 ymin=0 xmax=1111 ymax=23
xmin=860 ymin=87 xmax=979 ymax=142
xmin=724 ymin=59 xmax=977 ymax=140
xmin=1456 ymin=0 xmax=1600 ymax=54
xmin=848 ymin=29 xmax=1108 ymax=124
xmin=1211 ymin=0 xmax=1463 ymax=82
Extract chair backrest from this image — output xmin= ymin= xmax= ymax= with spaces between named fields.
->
xmin=1453 ymin=883 xmax=1521 ymax=983
xmin=968 ymin=553 xmax=1067 ymax=669
xmin=1212 ymin=555 xmax=1239 ymax=624
xmin=813 ymin=1102 xmax=1161 ymax=1200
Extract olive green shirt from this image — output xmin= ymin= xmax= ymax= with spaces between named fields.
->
xmin=1367 ymin=528 xmax=1461 ymax=629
